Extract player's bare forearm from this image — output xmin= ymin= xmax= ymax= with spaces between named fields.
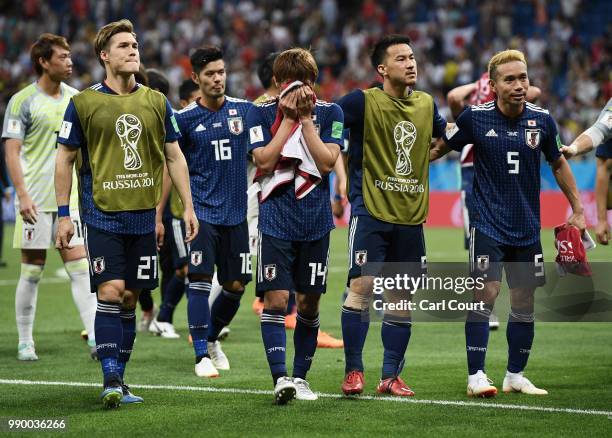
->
xmin=333 ymin=153 xmax=347 ymax=197
xmin=560 ymin=132 xmax=594 ymax=159
xmin=552 ymin=156 xmax=584 ymax=230
xmin=430 ymin=138 xmax=452 ymax=161
xmin=595 ymin=157 xmax=611 ymax=222
xmin=55 ymin=144 xmax=77 ymax=207
xmin=526 ymin=86 xmax=541 ymax=103
xmin=164 ymin=141 xmax=194 ymax=211
xmin=300 ymin=119 xmax=339 ymax=175
xmin=5 ymin=138 xmax=28 ymax=199
xmin=252 ymin=118 xmax=294 ymax=174
xmin=447 ymin=83 xmax=476 ymax=119
xmin=156 ymin=164 xmax=172 ymax=223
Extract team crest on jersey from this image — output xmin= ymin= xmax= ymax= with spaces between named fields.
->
xmin=228 ymin=117 xmax=243 ymax=135
xmin=355 ymin=250 xmax=368 ymax=266
xmin=476 ymin=255 xmax=489 ymax=272
xmin=24 ymin=228 xmax=35 ymax=241
xmin=92 ymin=257 xmax=105 ymax=274
xmin=191 ymin=251 xmax=203 ymax=266
xmin=264 ymin=264 xmax=277 ymax=281
xmin=525 ymin=129 xmax=540 ymax=149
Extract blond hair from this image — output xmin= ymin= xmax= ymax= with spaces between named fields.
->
xmin=94 ymin=19 xmax=136 ymax=67
xmin=273 ymin=48 xmax=318 ymax=85
xmin=488 ymin=49 xmax=527 ymax=80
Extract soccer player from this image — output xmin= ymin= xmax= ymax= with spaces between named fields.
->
xmin=560 ymin=100 xmax=612 ymax=244
xmin=337 ymin=35 xmax=448 ymax=397
xmin=2 ymin=33 xmax=97 ymax=361
xmin=55 ymin=19 xmax=198 ymax=408
xmin=149 ymin=78 xmax=202 ymax=339
xmin=175 ymin=46 xmax=253 ymax=377
xmin=441 ymin=49 xmax=584 ymax=397
xmin=247 ymin=48 xmax=343 ymax=403
xmin=446 ymin=73 xmax=542 ymax=331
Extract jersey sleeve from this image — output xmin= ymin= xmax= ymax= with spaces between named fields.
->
xmin=58 ymin=99 xmax=85 ymax=148
xmin=542 ymin=114 xmax=562 ymax=163
xmin=319 ymin=103 xmax=344 ymax=148
xmin=595 ymin=140 xmax=612 ymax=159
xmin=432 ymin=100 xmax=447 ymax=138
xmin=336 ymin=89 xmax=364 ymax=132
xmin=164 ymin=98 xmax=181 ymax=142
xmin=246 ymin=105 xmax=272 ymax=153
xmin=443 ymin=107 xmax=474 ymax=151
xmin=593 ymin=102 xmax=612 ymax=143
xmin=174 ymin=112 xmax=191 ymax=151
xmin=2 ymin=94 xmax=29 ymax=141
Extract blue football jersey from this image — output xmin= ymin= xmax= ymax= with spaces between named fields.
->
xmin=595 ymin=140 xmax=612 ymax=159
xmin=246 ymin=100 xmax=344 ymax=241
xmin=59 ymin=82 xmax=180 ymax=235
xmin=444 ymin=101 xmax=562 ymax=246
xmin=337 ymin=89 xmax=447 ymax=217
xmin=176 ymin=97 xmax=253 ymax=226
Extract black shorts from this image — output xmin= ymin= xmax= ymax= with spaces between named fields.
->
xmin=469 ymin=227 xmax=545 ymax=289
xmin=188 ymin=220 xmax=252 ymax=285
xmin=347 ymin=214 xmax=427 ymax=280
xmin=165 ymin=217 xmax=188 ymax=269
xmin=84 ymin=225 xmax=158 ymax=292
xmin=256 ymin=232 xmax=330 ymax=297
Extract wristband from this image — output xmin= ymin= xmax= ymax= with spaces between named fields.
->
xmin=58 ymin=205 xmax=70 ymax=218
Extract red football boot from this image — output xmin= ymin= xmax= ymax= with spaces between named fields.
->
xmin=342 ymin=370 xmax=365 ymax=395
xmin=376 ymin=376 xmax=415 ymax=397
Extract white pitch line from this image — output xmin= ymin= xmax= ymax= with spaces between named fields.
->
xmin=1 ymin=379 xmax=611 ymax=418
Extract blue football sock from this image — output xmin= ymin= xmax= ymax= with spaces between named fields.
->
xmin=118 ymin=309 xmax=136 ymax=380
xmin=95 ymin=300 xmax=122 ymax=387
xmin=293 ymin=312 xmax=320 ymax=380
xmin=341 ymin=306 xmax=370 ymax=373
xmin=158 ymin=274 xmax=186 ymax=324
xmin=187 ymin=281 xmax=212 ymax=362
xmin=208 ymin=289 xmax=242 ymax=342
xmin=506 ymin=309 xmax=535 ymax=373
xmin=261 ymin=309 xmax=287 ymax=384
xmin=465 ymin=304 xmax=493 ymax=375
xmin=286 ymin=291 xmax=296 ymax=315
xmin=381 ymin=317 xmax=412 ymax=379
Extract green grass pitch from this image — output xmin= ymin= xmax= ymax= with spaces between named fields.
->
xmin=0 ymin=225 xmax=610 ymax=437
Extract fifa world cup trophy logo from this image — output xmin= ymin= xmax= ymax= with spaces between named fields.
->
xmin=115 ymin=114 xmax=143 ymax=170
xmin=393 ymin=121 xmax=417 ymax=176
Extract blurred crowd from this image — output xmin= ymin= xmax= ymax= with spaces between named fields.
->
xmin=0 ymin=0 xmax=610 ymax=150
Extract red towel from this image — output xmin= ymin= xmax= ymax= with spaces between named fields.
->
xmin=554 ymin=223 xmax=592 ymax=276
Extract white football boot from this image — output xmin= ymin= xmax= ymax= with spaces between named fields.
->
xmin=503 ymin=371 xmax=548 ymax=395
xmin=195 ymin=357 xmax=220 ymax=378
xmin=467 ymin=370 xmax=498 ymax=398
xmin=207 ymin=341 xmax=230 ymax=370
xmin=293 ymin=378 xmax=318 ymax=400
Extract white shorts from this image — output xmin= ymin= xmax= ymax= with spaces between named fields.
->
xmin=13 ymin=211 xmax=84 ymax=249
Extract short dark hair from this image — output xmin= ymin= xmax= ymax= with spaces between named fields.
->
xmin=257 ymin=52 xmax=279 ymax=89
xmin=179 ymin=78 xmax=200 ymax=101
xmin=370 ymin=34 xmax=412 ymax=70
xmin=190 ymin=46 xmax=223 ymax=73
xmin=146 ymin=68 xmax=169 ymax=96
xmin=30 ymin=33 xmax=70 ymax=76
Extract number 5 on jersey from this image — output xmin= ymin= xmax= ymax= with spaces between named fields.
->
xmin=507 ymin=151 xmax=519 ymax=174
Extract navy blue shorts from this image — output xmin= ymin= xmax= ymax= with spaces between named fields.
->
xmin=188 ymin=220 xmax=252 ymax=285
xmin=256 ymin=232 xmax=330 ymax=297
xmin=469 ymin=227 xmax=545 ymax=289
xmin=347 ymin=214 xmax=426 ymax=280
xmin=84 ymin=224 xmax=158 ymax=292
xmin=165 ymin=217 xmax=188 ymax=269
xmin=595 ymin=140 xmax=612 ymax=159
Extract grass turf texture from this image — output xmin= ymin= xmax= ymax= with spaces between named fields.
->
xmin=0 ymin=225 xmax=610 ymax=437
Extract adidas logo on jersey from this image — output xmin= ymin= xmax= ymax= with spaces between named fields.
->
xmin=485 ymin=129 xmax=498 ymax=137
xmin=195 ymin=124 xmax=206 ymax=132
